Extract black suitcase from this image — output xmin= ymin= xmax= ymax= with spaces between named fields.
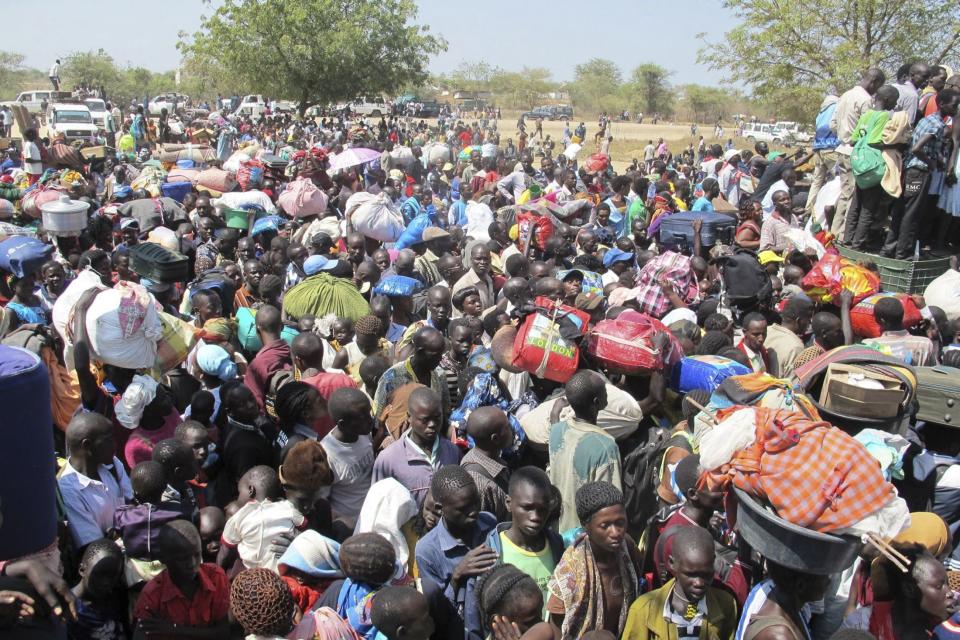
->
xmin=658 ymin=211 xmax=737 ymax=248
xmin=129 ymin=242 xmax=189 ymax=283
xmin=915 ymin=365 xmax=960 ymax=426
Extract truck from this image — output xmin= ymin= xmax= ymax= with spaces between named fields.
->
xmin=45 ymin=103 xmax=100 ymax=142
xmin=11 ymin=90 xmax=71 ymax=114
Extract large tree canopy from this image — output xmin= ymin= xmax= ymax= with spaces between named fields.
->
xmin=699 ymin=0 xmax=960 ymax=102
xmin=626 ymin=63 xmax=673 ymax=116
xmin=178 ymin=0 xmax=446 ymax=114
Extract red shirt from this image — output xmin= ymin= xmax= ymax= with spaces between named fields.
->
xmin=134 ymin=564 xmax=229 ymax=629
xmin=244 ymin=338 xmax=292 ymax=410
xmin=459 ymin=131 xmax=472 ymax=146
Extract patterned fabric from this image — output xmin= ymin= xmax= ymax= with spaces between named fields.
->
xmin=336 ymin=579 xmax=379 ymax=640
xmin=449 ymin=372 xmax=525 ymax=458
xmin=194 ymin=241 xmax=219 ymax=275
xmin=905 ymin=113 xmax=946 ymax=171
xmin=702 ymin=407 xmax=897 ymax=532
xmin=546 ymin=537 xmax=640 ymax=640
xmin=629 ymin=251 xmax=700 ymax=319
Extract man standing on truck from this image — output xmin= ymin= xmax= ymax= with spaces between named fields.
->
xmin=49 ymin=59 xmax=60 ymax=91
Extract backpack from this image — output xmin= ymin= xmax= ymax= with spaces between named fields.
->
xmin=851 ymin=112 xmax=886 ymax=189
xmin=264 ymin=368 xmax=296 ymax=419
xmin=621 ymin=428 xmax=695 ymax=539
xmin=717 ymin=249 xmax=773 ymax=306
xmin=190 ymin=267 xmax=237 ymax=316
xmin=813 ymin=101 xmax=840 ymax=151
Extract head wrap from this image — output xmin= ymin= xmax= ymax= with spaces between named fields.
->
xmin=278 ymin=530 xmax=343 ymax=579
xmin=115 ymin=374 xmax=159 ymax=429
xmin=197 ymin=343 xmax=237 ymax=381
xmin=353 ymin=479 xmax=418 ymax=577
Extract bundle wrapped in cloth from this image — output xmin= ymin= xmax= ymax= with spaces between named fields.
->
xmin=282 ymin=273 xmax=370 ymax=323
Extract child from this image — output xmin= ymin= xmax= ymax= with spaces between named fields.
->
xmin=150 ymin=438 xmax=200 ymax=520
xmin=371 ymin=586 xmax=435 ymax=640
xmin=321 ymin=387 xmax=375 ymax=532
xmin=113 ymin=461 xmax=185 ymax=584
xmin=416 ymin=466 xmax=498 ymax=640
xmin=277 ymin=529 xmax=344 ymax=612
xmin=133 ymin=520 xmax=230 ymax=638
xmin=358 ymin=354 xmax=391 ymax=401
xmin=486 ymin=466 xmax=565 ymax=611
xmin=198 ymin=506 xmax=225 ymax=565
xmin=330 ymin=317 xmax=355 ymax=351
xmin=461 ymin=406 xmax=513 ymax=521
xmin=174 ymin=420 xmax=217 ymax=506
xmin=183 ymin=389 xmax=218 ymax=428
xmin=68 ymin=539 xmax=127 ymax=640
xmin=278 ymin=439 xmax=334 ymax=527
xmin=218 ymin=465 xmax=307 ymax=572
xmin=479 ymin=564 xmax=552 ymax=640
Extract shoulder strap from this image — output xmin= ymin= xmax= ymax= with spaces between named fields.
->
xmin=745 ymin=616 xmax=804 ymax=640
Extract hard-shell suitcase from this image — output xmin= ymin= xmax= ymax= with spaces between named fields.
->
xmin=914 ymin=365 xmax=960 ymax=427
xmin=658 ymin=211 xmax=737 ymax=248
xmin=129 ymin=242 xmax=189 ymax=283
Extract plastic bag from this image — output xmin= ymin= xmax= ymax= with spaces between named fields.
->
xmin=924 ymin=269 xmax=960 ymax=321
xmin=153 ymin=312 xmax=198 ymax=374
xmin=85 ymin=282 xmax=162 ymax=370
xmin=801 ymin=254 xmax=881 ymax=304
xmin=346 ymin=191 xmax=405 ymax=242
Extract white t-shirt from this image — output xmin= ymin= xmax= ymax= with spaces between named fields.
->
xmin=320 ymin=433 xmax=374 ymax=524
xmin=49 ymin=62 xmax=60 ymax=77
xmin=222 ymin=499 xmax=305 ymax=571
xmin=24 ymin=141 xmax=43 ymax=175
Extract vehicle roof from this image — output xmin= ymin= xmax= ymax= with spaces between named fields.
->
xmin=49 ymin=103 xmax=91 ymax=110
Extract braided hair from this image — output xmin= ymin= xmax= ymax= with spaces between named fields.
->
xmin=340 ymin=533 xmax=396 ymax=586
xmin=230 ymin=568 xmax=296 ymax=637
xmin=476 ymin=564 xmax=542 ymax=632
xmin=354 ymin=314 xmax=385 ymax=338
xmin=274 ymin=381 xmax=318 ymax=431
xmin=575 ymin=481 xmax=623 ymax=525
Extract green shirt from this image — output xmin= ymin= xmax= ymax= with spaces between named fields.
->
xmin=851 ymin=110 xmax=890 ymax=145
xmin=500 ymin=531 xmax=556 ymax=617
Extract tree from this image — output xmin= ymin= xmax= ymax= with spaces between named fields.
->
xmin=449 ymin=61 xmax=499 ymax=92
xmin=699 ymin=0 xmax=960 ymax=101
xmin=569 ymin=58 xmax=624 ymax=114
xmin=489 ymin=67 xmax=556 ymax=109
xmin=62 ymin=50 xmax=122 ymax=94
xmin=626 ymin=63 xmax=673 ymax=116
xmin=179 ymin=0 xmax=447 ymax=115
xmin=681 ymin=84 xmax=733 ymax=123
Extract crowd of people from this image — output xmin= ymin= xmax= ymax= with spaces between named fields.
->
xmin=2 ymin=61 xmax=960 ymax=640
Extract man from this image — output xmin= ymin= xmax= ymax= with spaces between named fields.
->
xmin=496 ymin=153 xmax=533 ymax=203
xmin=643 ymin=140 xmax=656 ymax=172
xmin=59 ymin=413 xmax=133 ymax=549
xmin=344 ymin=232 xmax=368 ymax=275
xmin=451 ymin=244 xmax=494 ymax=316
xmin=321 ymin=388 xmax=375 ymax=531
xmin=830 ymin=68 xmax=886 ymax=241
xmin=235 ymin=259 xmax=265 ymax=309
xmin=439 ymin=318 xmax=473 ymax=406
xmin=893 ymin=62 xmax=931 ymax=124
xmin=862 ymin=296 xmax=936 ymax=365
xmin=437 ymin=254 xmax=466 ymax=290
xmin=548 ymin=370 xmax=621 ymax=532
xmin=883 ymin=87 xmax=959 ymax=260
xmin=49 ymin=58 xmax=61 ymax=90
xmin=462 ymin=149 xmax=482 ymax=185
xmin=413 ymin=227 xmax=447 ymax=287
xmin=759 ymin=191 xmax=798 ymax=253
xmin=793 ymin=295 xmax=852 ymax=371
xmin=371 ymin=387 xmax=459 ymax=506
xmin=243 ymin=305 xmax=292 ymax=410
xmin=396 ymin=285 xmax=453 ymax=357
xmin=194 ymin=225 xmax=238 ymax=275
xmin=764 ymin=296 xmax=814 ymax=378
xmin=760 ymin=168 xmax=798 ymax=217
xmin=372 ymin=326 xmax=452 ymax=424
xmin=623 ymin=526 xmax=737 ymax=640
xmin=692 ymin=178 xmax=720 ymax=212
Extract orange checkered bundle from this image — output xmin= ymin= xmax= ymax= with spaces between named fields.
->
xmin=701 ymin=406 xmax=896 ymax=533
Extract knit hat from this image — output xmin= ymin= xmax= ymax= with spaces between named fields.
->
xmin=278 ymin=530 xmax=344 ymax=579
xmin=230 ymin=568 xmax=297 ymax=637
xmin=196 ymin=343 xmax=237 ymax=381
xmin=575 ymin=481 xmax=624 ymax=524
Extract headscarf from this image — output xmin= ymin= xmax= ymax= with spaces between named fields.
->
xmin=115 ymin=374 xmax=159 ymax=429
xmin=892 ymin=512 xmax=950 ymax=556
xmin=353 ymin=479 xmax=418 ymax=575
xmin=449 ymin=372 xmax=525 ymax=458
xmin=196 ymin=343 xmax=237 ymax=381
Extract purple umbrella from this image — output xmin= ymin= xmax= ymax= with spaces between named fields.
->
xmin=328 ymin=147 xmax=381 ymax=171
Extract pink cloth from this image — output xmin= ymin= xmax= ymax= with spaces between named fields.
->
xmin=123 ymin=410 xmax=181 ymax=469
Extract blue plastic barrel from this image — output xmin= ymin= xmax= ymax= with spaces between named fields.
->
xmin=0 ymin=345 xmax=56 ymax=560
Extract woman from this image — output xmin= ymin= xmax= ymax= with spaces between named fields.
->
xmin=841 ymin=545 xmax=954 ymax=640
xmin=5 ymin=272 xmax=49 ymax=326
xmin=547 ymin=482 xmax=641 ymax=640
xmin=604 ymin=175 xmax=632 ymax=238
xmin=354 ymin=478 xmax=420 ymax=580
xmin=481 ymin=564 xmax=560 ymax=640
xmin=735 ymin=199 xmax=764 ymax=250
xmin=453 ymin=285 xmax=484 ymax=319
xmin=274 ymin=381 xmax=325 ymax=456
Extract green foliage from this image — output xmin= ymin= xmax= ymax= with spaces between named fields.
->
xmin=680 ymin=84 xmax=734 ymax=122
xmin=488 ymin=67 xmax=556 ymax=110
xmin=699 ymin=0 xmax=960 ymax=108
xmin=569 ymin=58 xmax=625 ymax=113
xmin=178 ymin=0 xmax=446 ymax=115
xmin=625 ymin=63 xmax=673 ymax=116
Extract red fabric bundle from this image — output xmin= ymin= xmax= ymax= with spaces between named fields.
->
xmin=850 ymin=293 xmax=923 ymax=338
xmin=511 ymin=297 xmax=589 ymax=383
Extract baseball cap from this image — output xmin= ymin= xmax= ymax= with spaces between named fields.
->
xmin=758 ymin=250 xmax=785 ymax=265
xmin=304 ymin=254 xmax=339 ymax=275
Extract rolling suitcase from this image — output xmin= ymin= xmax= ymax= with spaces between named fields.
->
xmin=129 ymin=242 xmax=189 ymax=283
xmin=658 ymin=211 xmax=737 ymax=248
xmin=914 ymin=366 xmax=960 ymax=427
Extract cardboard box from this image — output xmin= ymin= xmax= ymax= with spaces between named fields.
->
xmin=820 ymin=363 xmax=906 ymax=418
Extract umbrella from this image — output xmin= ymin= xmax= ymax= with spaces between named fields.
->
xmin=458 ymin=145 xmax=479 ymax=160
xmin=328 ymin=147 xmax=381 ymax=171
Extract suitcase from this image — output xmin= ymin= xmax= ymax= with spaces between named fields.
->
xmin=914 ymin=366 xmax=960 ymax=426
xmin=658 ymin=211 xmax=737 ymax=248
xmin=129 ymin=242 xmax=189 ymax=283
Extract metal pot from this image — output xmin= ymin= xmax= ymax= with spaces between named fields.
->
xmin=40 ymin=194 xmax=88 ymax=237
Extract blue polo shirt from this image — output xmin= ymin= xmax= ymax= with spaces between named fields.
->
xmin=416 ymin=512 xmax=497 ymax=640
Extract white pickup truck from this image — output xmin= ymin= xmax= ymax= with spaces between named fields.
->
xmin=46 ymin=103 xmax=100 ymax=142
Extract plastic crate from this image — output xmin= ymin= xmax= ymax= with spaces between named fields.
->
xmin=837 ymin=246 xmax=952 ymax=294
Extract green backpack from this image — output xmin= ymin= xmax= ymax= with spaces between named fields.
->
xmin=851 ymin=112 xmax=886 ymax=189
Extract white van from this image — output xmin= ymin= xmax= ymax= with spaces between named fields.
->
xmin=84 ymin=98 xmax=108 ymax=129
xmin=343 ymin=97 xmax=387 ymax=117
xmin=14 ymin=90 xmax=71 ymax=114
xmin=741 ymin=122 xmax=783 ymax=145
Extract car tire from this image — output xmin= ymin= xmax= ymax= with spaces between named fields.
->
xmin=747 ymin=136 xmax=755 ymax=142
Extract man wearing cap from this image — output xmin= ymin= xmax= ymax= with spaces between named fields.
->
xmin=303 ymin=254 xmax=340 ymax=278
xmin=412 ymin=227 xmax=448 ymax=287
xmin=451 ymin=244 xmax=494 ymax=318
xmin=602 ymin=248 xmax=635 ymax=286
xmin=113 ymin=218 xmax=141 ymax=258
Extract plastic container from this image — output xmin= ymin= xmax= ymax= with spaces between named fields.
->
xmin=225 ymin=208 xmax=252 ymax=229
xmin=40 ymin=194 xmax=88 ymax=236
xmin=161 ymin=181 xmax=193 ymax=203
xmin=838 ymin=245 xmax=952 ymax=294
xmin=734 ymin=489 xmax=860 ymax=575
xmin=0 ymin=346 xmax=57 ymax=559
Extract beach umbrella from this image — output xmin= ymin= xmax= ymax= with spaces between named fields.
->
xmin=328 ymin=147 xmax=381 ymax=171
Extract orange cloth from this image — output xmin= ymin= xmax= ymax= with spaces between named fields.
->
xmin=45 ymin=346 xmax=81 ymax=431
xmin=702 ymin=406 xmax=896 ymax=533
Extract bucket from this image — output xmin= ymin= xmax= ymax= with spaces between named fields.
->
xmin=161 ymin=181 xmax=193 ymax=203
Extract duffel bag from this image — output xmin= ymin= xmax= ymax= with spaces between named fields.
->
xmin=850 ymin=293 xmax=923 ymax=338
xmin=21 ymin=184 xmax=63 ymax=219
xmin=129 ymin=242 xmax=189 ymax=283
xmin=516 ymin=210 xmax=555 ymax=254
xmin=154 ymin=312 xmax=199 ymax=374
xmin=586 ymin=312 xmax=675 ymax=374
xmin=670 ymin=355 xmax=751 ymax=393
xmin=166 ymin=168 xmax=199 ymax=184
xmin=0 ymin=236 xmax=54 ymax=277
xmin=85 ymin=282 xmax=162 ymax=370
xmin=511 ymin=297 xmax=589 ymax=383
xmin=237 ymin=159 xmax=264 ymax=191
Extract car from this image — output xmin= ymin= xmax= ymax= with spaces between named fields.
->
xmin=741 ymin=122 xmax=784 ymax=145
xmin=148 ymin=93 xmax=189 ymax=116
xmin=273 ymin=100 xmax=297 ymax=113
xmin=84 ymin=98 xmax=108 ymax=129
xmin=555 ymin=105 xmax=574 ymax=120
xmin=416 ymin=101 xmax=440 ymax=118
xmin=12 ymin=90 xmax=71 ymax=114
xmin=340 ymin=97 xmax=387 ymax=117
xmin=522 ymin=105 xmax=556 ymax=120
xmin=774 ymin=121 xmax=812 ymax=143
xmin=46 ymin=103 xmax=100 ymax=142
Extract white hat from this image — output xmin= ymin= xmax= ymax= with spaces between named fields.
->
xmin=723 ymin=149 xmax=742 ymax=161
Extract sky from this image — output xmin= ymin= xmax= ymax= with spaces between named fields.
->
xmin=6 ymin=0 xmax=738 ymax=86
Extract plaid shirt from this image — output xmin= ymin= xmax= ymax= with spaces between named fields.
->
xmin=905 ymin=113 xmax=946 ymax=171
xmin=703 ymin=407 xmax=896 ymax=533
